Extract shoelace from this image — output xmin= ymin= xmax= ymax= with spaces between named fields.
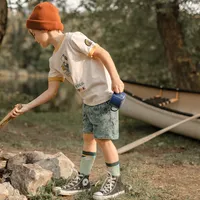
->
xmin=63 ymin=170 xmax=84 ymax=189
xmin=100 ymin=172 xmax=117 ymax=194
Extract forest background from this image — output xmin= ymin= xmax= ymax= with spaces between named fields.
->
xmin=1 ymin=0 xmax=200 ymax=90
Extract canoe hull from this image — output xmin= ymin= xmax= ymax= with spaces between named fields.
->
xmin=121 ymin=92 xmax=200 ymax=140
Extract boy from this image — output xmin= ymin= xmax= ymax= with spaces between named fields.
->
xmin=11 ymin=2 xmax=125 ymax=200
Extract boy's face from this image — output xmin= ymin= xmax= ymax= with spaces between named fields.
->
xmin=29 ymin=29 xmax=49 ymax=48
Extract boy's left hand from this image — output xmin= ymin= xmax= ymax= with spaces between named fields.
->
xmin=112 ymin=78 xmax=124 ymax=93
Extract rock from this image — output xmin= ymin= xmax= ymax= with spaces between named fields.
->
xmin=8 ymin=196 xmax=27 ymax=200
xmin=0 ymin=168 xmax=11 ymax=183
xmin=1 ymin=151 xmax=74 ymax=196
xmin=0 ymin=183 xmax=9 ymax=199
xmin=6 ymin=154 xmax=27 ymax=171
xmin=25 ymin=151 xmax=49 ymax=163
xmin=0 ymin=161 xmax=6 ymax=169
xmin=36 ymin=152 xmax=74 ymax=179
xmin=10 ymin=164 xmax=52 ymax=195
xmin=6 ymin=151 xmax=49 ymax=171
xmin=0 ymin=152 xmax=16 ymax=161
xmin=0 ymin=182 xmax=27 ymax=200
xmin=1 ymin=182 xmax=20 ymax=196
xmin=0 ymin=183 xmax=9 ymax=197
xmin=0 ymin=194 xmax=7 ymax=200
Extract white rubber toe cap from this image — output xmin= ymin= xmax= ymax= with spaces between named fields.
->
xmin=93 ymin=191 xmax=103 ymax=196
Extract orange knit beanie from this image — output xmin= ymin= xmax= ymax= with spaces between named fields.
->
xmin=26 ymin=2 xmax=64 ymax=31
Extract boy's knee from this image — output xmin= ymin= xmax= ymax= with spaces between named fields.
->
xmin=95 ymin=138 xmax=111 ymax=147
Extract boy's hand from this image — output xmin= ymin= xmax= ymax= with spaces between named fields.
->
xmin=10 ymin=104 xmax=30 ymax=118
xmin=112 ymin=78 xmax=124 ymax=93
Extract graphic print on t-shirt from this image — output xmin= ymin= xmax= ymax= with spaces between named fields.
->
xmin=60 ymin=53 xmax=86 ymax=92
xmin=60 ymin=54 xmax=71 ymax=76
xmin=74 ymin=82 xmax=86 ymax=92
xmin=84 ymin=39 xmax=92 ymax=47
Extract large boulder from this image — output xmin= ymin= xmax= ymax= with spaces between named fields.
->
xmin=10 ymin=164 xmax=52 ymax=195
xmin=36 ymin=152 xmax=74 ymax=179
xmin=6 ymin=151 xmax=49 ymax=171
xmin=1 ymin=151 xmax=75 ymax=196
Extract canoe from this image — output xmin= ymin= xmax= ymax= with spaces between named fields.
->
xmin=120 ymin=80 xmax=200 ymax=140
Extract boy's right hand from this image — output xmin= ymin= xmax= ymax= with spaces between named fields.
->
xmin=10 ymin=104 xmax=31 ymax=118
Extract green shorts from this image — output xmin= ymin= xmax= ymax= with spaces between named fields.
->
xmin=82 ymin=101 xmax=119 ymax=140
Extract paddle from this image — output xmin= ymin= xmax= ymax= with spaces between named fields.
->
xmin=0 ymin=104 xmax=22 ymax=129
xmin=118 ymin=113 xmax=200 ymax=154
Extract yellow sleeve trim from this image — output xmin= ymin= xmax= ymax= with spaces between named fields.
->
xmin=48 ymin=77 xmax=65 ymax=82
xmin=88 ymin=44 xmax=99 ymax=58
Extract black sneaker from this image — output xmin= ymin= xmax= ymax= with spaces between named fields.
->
xmin=93 ymin=173 xmax=125 ymax=200
xmin=54 ymin=172 xmax=91 ymax=196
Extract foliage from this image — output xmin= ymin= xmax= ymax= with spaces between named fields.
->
xmin=0 ymin=0 xmax=200 ymax=87
xmin=28 ymin=180 xmax=61 ymax=200
xmin=0 ymin=87 xmax=32 ymax=113
xmin=0 ymin=79 xmax=82 ymax=113
xmin=77 ymin=0 xmax=200 ymax=87
xmin=180 ymin=11 xmax=200 ymax=66
xmin=76 ymin=0 xmax=169 ymax=85
xmin=27 ymin=173 xmax=88 ymax=200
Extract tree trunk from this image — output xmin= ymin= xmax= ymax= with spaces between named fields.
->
xmin=0 ymin=0 xmax=7 ymax=45
xmin=156 ymin=0 xmax=200 ymax=90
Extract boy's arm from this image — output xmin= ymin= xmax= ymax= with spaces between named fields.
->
xmin=92 ymin=45 xmax=124 ymax=93
xmin=11 ymin=81 xmax=60 ymax=117
xmin=27 ymin=81 xmax=60 ymax=109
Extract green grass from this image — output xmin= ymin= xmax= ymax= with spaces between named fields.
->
xmin=28 ymin=180 xmax=62 ymax=200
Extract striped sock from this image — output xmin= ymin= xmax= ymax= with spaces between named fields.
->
xmin=106 ymin=161 xmax=120 ymax=177
xmin=80 ymin=151 xmax=96 ymax=175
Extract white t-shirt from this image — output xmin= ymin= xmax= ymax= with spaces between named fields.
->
xmin=48 ymin=32 xmax=113 ymax=106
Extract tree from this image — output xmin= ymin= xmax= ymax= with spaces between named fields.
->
xmin=0 ymin=0 xmax=8 ymax=44
xmin=1 ymin=0 xmax=200 ymax=90
xmin=156 ymin=0 xmax=200 ymax=89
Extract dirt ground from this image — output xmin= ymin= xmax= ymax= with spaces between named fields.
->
xmin=0 ymin=117 xmax=200 ymax=200
xmin=67 ymin=149 xmax=200 ymax=200
xmin=1 ymin=146 xmax=199 ymax=200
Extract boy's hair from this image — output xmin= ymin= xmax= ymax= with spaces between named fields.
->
xmin=26 ymin=2 xmax=63 ymax=31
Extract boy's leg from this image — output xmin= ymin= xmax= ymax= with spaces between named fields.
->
xmin=93 ymin=139 xmax=124 ymax=200
xmin=80 ymin=133 xmax=97 ymax=175
xmin=80 ymin=101 xmax=124 ymax=199
xmin=55 ymin=133 xmax=97 ymax=196
xmin=96 ymin=139 xmax=120 ymax=176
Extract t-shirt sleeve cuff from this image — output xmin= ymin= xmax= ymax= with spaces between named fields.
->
xmin=88 ymin=44 xmax=99 ymax=58
xmin=48 ymin=77 xmax=65 ymax=82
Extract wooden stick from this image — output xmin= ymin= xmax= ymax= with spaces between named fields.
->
xmin=118 ymin=113 xmax=200 ymax=154
xmin=0 ymin=104 xmax=22 ymax=128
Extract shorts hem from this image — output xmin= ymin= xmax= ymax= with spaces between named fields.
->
xmin=93 ymin=136 xmax=119 ymax=140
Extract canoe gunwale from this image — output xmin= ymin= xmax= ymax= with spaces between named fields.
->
xmin=124 ymin=90 xmax=200 ymax=119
